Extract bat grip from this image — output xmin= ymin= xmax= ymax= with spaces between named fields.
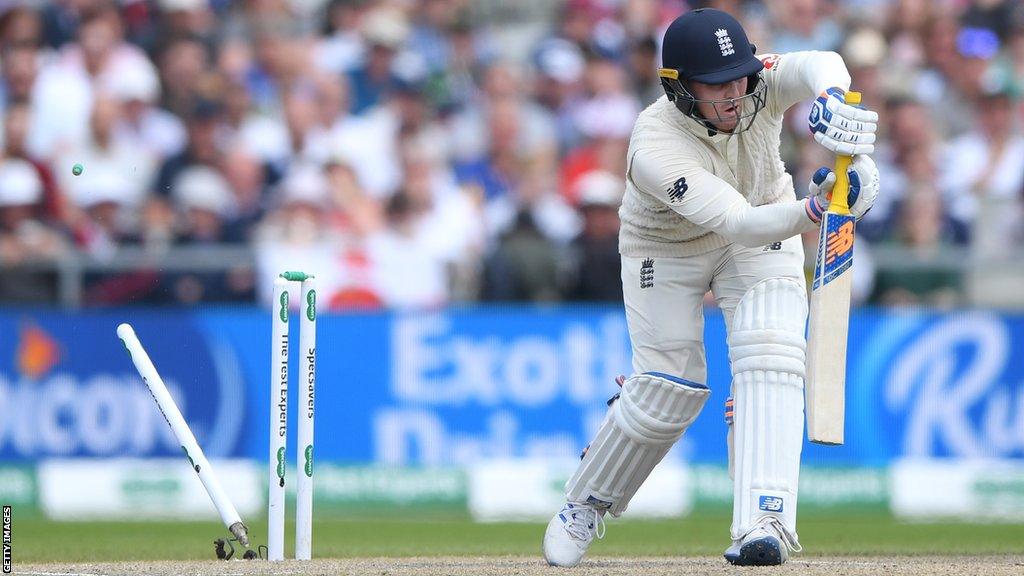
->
xmin=829 ymin=90 xmax=861 ymax=216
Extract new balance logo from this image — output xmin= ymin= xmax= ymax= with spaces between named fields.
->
xmin=826 ymin=220 xmax=855 ymax=265
xmin=763 ymin=242 xmax=782 ymax=252
xmin=640 ymin=258 xmax=654 ymax=289
xmin=716 ymin=28 xmax=735 ymax=56
xmin=759 ymin=496 xmax=784 ymax=513
xmin=666 ymin=177 xmax=688 ymax=203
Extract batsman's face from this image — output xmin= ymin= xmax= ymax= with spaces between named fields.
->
xmin=690 ymin=77 xmax=748 ymax=132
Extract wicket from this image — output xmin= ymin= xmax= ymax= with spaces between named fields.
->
xmin=117 ymin=323 xmax=250 ymax=548
xmin=268 ymin=271 xmax=317 ymax=561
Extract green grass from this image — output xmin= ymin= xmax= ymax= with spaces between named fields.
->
xmin=12 ymin=512 xmax=1024 ymax=563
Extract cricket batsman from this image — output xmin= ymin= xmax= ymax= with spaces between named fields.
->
xmin=543 ymin=8 xmax=880 ymax=567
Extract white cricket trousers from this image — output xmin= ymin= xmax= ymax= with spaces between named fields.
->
xmin=621 ymin=235 xmax=805 ymax=382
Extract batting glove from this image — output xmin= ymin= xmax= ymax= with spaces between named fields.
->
xmin=808 ymin=87 xmax=877 ymax=156
xmin=805 ymin=154 xmax=880 ymax=223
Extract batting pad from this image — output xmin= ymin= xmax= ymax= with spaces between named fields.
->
xmin=728 ymin=278 xmax=806 ymax=543
xmin=565 ymin=372 xmax=709 ymax=517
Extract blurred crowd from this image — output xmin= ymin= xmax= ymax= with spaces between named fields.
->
xmin=0 ymin=0 xmax=1021 ymax=308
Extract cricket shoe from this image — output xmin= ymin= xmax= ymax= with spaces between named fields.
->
xmin=543 ymin=502 xmax=606 ymax=567
xmin=724 ymin=517 xmax=801 ymax=566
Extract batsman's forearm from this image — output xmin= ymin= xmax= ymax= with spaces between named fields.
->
xmin=691 ymin=196 xmax=819 ymax=248
xmin=770 ymin=51 xmax=852 ymax=113
xmin=791 ymin=51 xmax=851 ymax=100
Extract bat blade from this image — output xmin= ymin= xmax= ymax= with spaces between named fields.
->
xmin=805 ymin=210 xmax=855 ymax=445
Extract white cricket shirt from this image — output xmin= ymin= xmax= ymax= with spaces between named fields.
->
xmin=620 ymin=51 xmax=852 ymax=257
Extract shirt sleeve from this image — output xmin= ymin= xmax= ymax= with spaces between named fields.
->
xmin=758 ymin=51 xmax=852 ymax=116
xmin=628 ymin=146 xmax=819 ymax=248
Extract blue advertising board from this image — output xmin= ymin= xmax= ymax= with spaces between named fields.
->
xmin=1 ymin=307 xmax=1021 ymax=466
xmin=0 ymin=312 xmax=250 ymax=459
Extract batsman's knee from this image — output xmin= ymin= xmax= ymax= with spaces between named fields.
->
xmin=729 ymin=278 xmax=807 ymax=381
xmin=614 ymin=372 xmax=710 ymax=444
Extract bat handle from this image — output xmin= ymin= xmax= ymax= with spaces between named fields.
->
xmin=829 ymin=90 xmax=861 ymax=216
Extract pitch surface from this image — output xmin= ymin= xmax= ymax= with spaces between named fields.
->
xmin=8 ymin=514 xmax=1024 ymax=574
xmin=13 ymin=556 xmax=1024 ymax=576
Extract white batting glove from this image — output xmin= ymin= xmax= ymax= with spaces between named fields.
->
xmin=805 ymin=154 xmax=880 ymax=223
xmin=808 ymin=87 xmax=878 ymax=156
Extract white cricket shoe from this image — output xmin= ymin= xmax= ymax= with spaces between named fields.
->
xmin=543 ymin=502 xmax=606 ymax=567
xmin=723 ymin=517 xmax=801 ymax=566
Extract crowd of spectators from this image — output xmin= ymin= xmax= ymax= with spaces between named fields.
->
xmin=0 ymin=0 xmax=1021 ymax=308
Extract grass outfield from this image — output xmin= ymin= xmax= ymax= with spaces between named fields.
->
xmin=11 ymin=511 xmax=1024 ymax=563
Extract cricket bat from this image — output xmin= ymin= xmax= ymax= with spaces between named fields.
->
xmin=805 ymin=90 xmax=861 ymax=445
